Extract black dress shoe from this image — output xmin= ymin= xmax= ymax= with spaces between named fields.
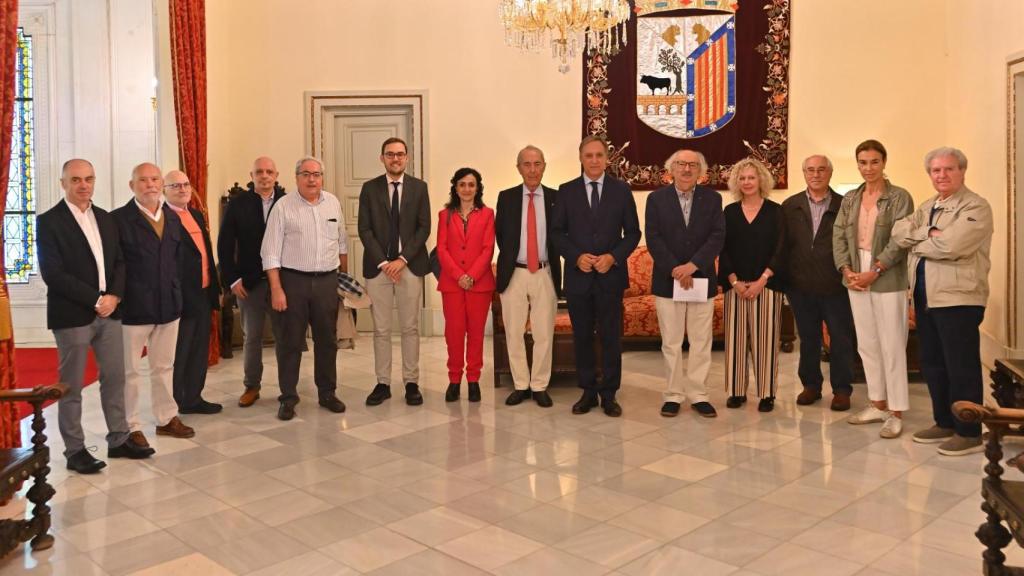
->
xmin=758 ymin=397 xmax=775 ymax=413
xmin=660 ymin=401 xmax=681 ymax=417
xmin=405 ymin=383 xmax=423 ymax=406
xmin=505 ymin=389 xmax=532 ymax=406
xmin=445 ymin=383 xmax=461 ymax=402
xmin=467 ymin=382 xmax=481 ymax=403
xmin=67 ymin=449 xmax=106 ymax=474
xmin=366 ymin=384 xmax=392 ymax=406
xmin=533 ymin=390 xmax=553 ymax=408
xmin=319 ymin=396 xmax=347 ymax=413
xmin=691 ymin=401 xmax=718 ymax=418
xmin=726 ymin=396 xmax=747 ymax=409
xmin=601 ymin=398 xmax=623 ymax=418
xmin=179 ymin=400 xmax=223 ymax=414
xmin=108 ymin=440 xmax=155 ymax=459
xmin=278 ymin=402 xmax=296 ymax=421
xmin=572 ymin=394 xmax=599 ymax=415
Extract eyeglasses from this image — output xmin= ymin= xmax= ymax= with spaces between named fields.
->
xmin=297 ymin=171 xmax=323 ymax=179
xmin=163 ymin=182 xmax=191 ymax=190
xmin=803 ymin=167 xmax=830 ymax=174
xmin=383 ymin=152 xmax=407 ymax=159
xmin=672 ymin=161 xmax=701 ymax=170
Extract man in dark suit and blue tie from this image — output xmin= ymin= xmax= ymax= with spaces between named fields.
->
xmin=552 ymin=136 xmax=641 ymax=417
xmin=645 ymin=150 xmax=726 ymax=418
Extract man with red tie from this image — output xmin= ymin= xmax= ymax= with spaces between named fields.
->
xmin=495 ymin=146 xmax=562 ymax=407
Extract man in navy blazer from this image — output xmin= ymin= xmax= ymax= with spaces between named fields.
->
xmin=112 ymin=163 xmax=194 ymax=444
xmin=645 ymin=150 xmax=726 ymax=418
xmin=552 ymin=136 xmax=640 ymax=417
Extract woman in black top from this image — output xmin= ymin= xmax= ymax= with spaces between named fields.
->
xmin=720 ymin=158 xmax=785 ymax=412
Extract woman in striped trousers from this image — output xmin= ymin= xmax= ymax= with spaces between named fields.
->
xmin=720 ymin=158 xmax=786 ymax=412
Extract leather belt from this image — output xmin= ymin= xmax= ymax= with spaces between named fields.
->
xmin=515 ymin=262 xmax=549 ymax=269
xmin=281 ymin=267 xmax=335 ymax=277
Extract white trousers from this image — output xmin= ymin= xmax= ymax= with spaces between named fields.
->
xmin=655 ymin=296 xmax=714 ymax=403
xmin=848 ymin=249 xmax=910 ymax=412
xmin=499 ymin=267 xmax=557 ymax=391
xmin=123 ymin=320 xmax=180 ymax=430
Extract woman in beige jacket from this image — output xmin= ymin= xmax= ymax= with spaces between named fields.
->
xmin=833 ymin=140 xmax=914 ymax=438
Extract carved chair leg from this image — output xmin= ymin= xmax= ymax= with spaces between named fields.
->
xmin=27 ymin=408 xmax=56 ymax=552
xmin=978 ymin=500 xmax=1012 ymax=573
xmin=26 ymin=461 xmax=55 ymax=551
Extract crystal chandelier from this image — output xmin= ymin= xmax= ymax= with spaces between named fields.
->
xmin=498 ymin=0 xmax=632 ymax=73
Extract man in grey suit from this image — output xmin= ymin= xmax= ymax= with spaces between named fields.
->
xmin=358 ymin=137 xmax=432 ymax=407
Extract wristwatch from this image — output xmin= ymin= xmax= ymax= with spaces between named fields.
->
xmin=871 ymin=265 xmax=883 ymax=275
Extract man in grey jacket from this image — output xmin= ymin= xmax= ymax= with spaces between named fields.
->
xmin=892 ymin=147 xmax=993 ymax=456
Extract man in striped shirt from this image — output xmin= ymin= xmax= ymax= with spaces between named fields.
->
xmin=260 ymin=156 xmax=349 ymax=421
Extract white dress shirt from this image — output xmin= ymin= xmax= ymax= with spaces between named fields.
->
xmin=261 ymin=190 xmax=348 ymax=273
xmin=516 ymin=184 xmax=548 ymax=264
xmin=134 ymin=197 xmax=164 ymax=220
xmin=64 ymin=199 xmax=107 ymax=293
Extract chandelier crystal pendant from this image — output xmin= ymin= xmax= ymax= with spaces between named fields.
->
xmin=498 ymin=0 xmax=632 ymax=73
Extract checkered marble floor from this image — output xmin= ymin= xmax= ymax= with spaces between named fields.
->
xmin=0 ymin=336 xmax=1012 ymax=575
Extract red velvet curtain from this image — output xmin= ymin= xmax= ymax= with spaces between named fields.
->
xmin=169 ymin=0 xmax=219 ymax=365
xmin=0 ymin=0 xmax=21 ymax=449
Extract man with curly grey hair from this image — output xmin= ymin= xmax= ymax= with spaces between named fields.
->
xmin=646 ymin=149 xmax=725 ymax=418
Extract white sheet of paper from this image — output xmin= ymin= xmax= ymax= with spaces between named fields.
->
xmin=673 ymin=278 xmax=709 ymax=302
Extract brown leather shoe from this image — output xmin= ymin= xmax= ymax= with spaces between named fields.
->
xmin=156 ymin=416 xmax=196 ymax=438
xmin=796 ymin=388 xmax=822 ymax=405
xmin=128 ymin=430 xmax=150 ymax=448
xmin=830 ymin=393 xmax=851 ymax=412
xmin=239 ymin=388 xmax=260 ymax=408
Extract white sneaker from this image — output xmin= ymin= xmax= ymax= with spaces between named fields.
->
xmin=880 ymin=415 xmax=903 ymax=439
xmin=847 ymin=405 xmax=888 ymax=425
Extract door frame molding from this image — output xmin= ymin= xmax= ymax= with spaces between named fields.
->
xmin=1007 ymin=53 xmax=1024 ymax=352
xmin=304 ymin=90 xmax=429 ymax=184
xmin=303 ymin=90 xmax=440 ymax=334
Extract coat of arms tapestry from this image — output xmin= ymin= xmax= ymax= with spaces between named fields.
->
xmin=583 ymin=0 xmax=790 ymax=190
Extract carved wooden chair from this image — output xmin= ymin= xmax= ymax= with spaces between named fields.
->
xmin=0 ymin=383 xmax=64 ymax=556
xmin=953 ymin=398 xmax=1024 ymax=575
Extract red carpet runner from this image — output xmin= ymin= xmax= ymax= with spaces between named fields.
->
xmin=13 ymin=348 xmax=97 ymax=420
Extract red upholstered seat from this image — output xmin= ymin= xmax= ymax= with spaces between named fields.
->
xmin=622 ymin=246 xmax=726 ymax=338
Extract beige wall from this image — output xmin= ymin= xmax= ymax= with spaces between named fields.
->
xmin=202 ymin=0 xmax=947 ymax=219
xmin=198 ymin=0 xmax=1018 ymax=353
xmin=944 ymin=2 xmax=1024 ymax=358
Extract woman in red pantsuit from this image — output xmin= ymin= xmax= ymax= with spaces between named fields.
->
xmin=437 ymin=167 xmax=495 ymax=402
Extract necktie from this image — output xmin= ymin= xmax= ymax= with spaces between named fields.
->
xmin=589 ymin=181 xmax=600 ymax=218
xmin=526 ymin=192 xmax=539 ymax=273
xmin=388 ymin=181 xmax=400 ymax=259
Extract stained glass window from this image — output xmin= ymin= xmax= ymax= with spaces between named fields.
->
xmin=4 ymin=27 xmax=35 ymax=284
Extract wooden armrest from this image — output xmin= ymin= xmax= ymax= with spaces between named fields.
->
xmin=0 ymin=383 xmax=66 ymax=405
xmin=953 ymin=401 xmax=1024 ymax=426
